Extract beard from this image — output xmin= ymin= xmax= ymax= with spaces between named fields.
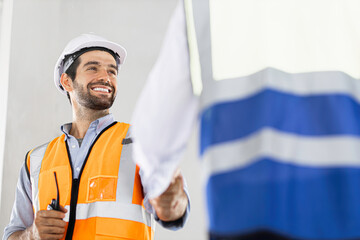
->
xmin=73 ymin=80 xmax=116 ymax=110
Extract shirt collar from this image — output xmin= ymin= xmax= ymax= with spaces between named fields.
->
xmin=61 ymin=113 xmax=115 ymax=141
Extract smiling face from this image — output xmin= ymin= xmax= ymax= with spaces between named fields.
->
xmin=67 ymin=50 xmax=118 ymax=110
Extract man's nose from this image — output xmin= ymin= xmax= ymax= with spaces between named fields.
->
xmin=98 ymin=69 xmax=111 ymax=83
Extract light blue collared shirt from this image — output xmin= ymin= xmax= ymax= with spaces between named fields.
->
xmin=3 ymin=114 xmax=190 ymax=240
xmin=60 ymin=114 xmax=115 ymax=179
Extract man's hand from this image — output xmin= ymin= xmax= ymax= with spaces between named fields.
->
xmin=149 ymin=169 xmax=188 ymax=222
xmin=9 ymin=205 xmax=68 ymax=240
xmin=31 ymin=205 xmax=67 ymax=239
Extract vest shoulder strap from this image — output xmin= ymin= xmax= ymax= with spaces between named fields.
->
xmin=26 ymin=135 xmax=64 ymax=179
xmin=24 ymin=151 xmax=31 ymax=180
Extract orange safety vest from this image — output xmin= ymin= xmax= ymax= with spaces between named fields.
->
xmin=26 ymin=122 xmax=154 ymax=240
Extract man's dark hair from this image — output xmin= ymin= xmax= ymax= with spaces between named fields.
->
xmin=63 ymin=56 xmax=81 ymax=104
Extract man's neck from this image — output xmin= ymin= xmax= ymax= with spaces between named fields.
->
xmin=70 ymin=107 xmax=109 ymax=139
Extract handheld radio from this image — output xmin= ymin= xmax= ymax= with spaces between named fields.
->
xmin=47 ymin=171 xmax=60 ymax=211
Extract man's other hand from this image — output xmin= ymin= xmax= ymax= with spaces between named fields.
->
xmin=149 ymin=168 xmax=188 ymax=222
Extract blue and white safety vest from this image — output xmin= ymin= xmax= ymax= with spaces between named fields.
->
xmin=184 ymin=0 xmax=360 ymax=239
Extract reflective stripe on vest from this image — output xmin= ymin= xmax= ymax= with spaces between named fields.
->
xmin=185 ymin=0 xmax=360 ymax=239
xmin=27 ymin=143 xmax=48 ymax=212
xmin=27 ymin=122 xmax=154 ymax=240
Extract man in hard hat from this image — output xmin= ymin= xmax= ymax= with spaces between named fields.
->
xmin=3 ymin=34 xmax=189 ymax=240
xmin=131 ymin=0 xmax=360 ymax=240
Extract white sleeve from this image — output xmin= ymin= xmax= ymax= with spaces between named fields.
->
xmin=131 ymin=0 xmax=199 ymax=199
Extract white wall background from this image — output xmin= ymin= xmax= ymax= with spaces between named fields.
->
xmin=0 ymin=0 xmax=207 ymax=239
xmin=0 ymin=0 xmax=12 ymax=212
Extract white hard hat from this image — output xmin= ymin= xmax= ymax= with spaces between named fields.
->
xmin=54 ymin=33 xmax=127 ymax=95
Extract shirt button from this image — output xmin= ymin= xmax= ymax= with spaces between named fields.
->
xmin=76 ymin=167 xmax=80 ymax=172
xmin=72 ymin=145 xmax=76 ymax=148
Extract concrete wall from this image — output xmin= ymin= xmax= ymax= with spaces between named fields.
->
xmin=0 ymin=0 xmax=206 ymax=239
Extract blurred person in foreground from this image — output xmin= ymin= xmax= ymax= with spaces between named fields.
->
xmin=131 ymin=0 xmax=360 ymax=239
xmin=3 ymin=34 xmax=189 ymax=240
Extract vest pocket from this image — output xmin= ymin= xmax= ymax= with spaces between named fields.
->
xmin=87 ymin=176 xmax=117 ymax=203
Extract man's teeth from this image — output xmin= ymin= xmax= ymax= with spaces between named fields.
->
xmin=93 ymin=88 xmax=110 ymax=93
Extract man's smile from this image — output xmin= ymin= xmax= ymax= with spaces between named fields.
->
xmin=91 ymin=87 xmax=111 ymax=93
xmin=90 ymin=84 xmax=113 ymax=95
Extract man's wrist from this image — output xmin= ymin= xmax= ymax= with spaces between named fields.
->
xmin=8 ymin=226 xmax=34 ymax=240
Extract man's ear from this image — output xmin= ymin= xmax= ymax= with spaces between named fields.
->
xmin=60 ymin=73 xmax=73 ymax=92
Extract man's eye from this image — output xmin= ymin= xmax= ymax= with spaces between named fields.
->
xmin=88 ymin=67 xmax=97 ymax=71
xmin=109 ymin=70 xmax=117 ymax=75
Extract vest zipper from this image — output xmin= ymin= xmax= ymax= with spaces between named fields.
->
xmin=65 ymin=178 xmax=79 ymax=240
xmin=64 ymin=121 xmax=118 ymax=240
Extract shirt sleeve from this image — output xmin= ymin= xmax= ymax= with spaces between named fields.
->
xmin=3 ymin=163 xmax=34 ymax=240
xmin=131 ymin=0 xmax=199 ymax=200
